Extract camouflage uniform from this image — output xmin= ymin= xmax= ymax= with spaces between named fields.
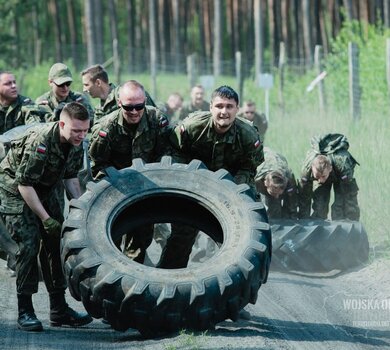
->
xmin=0 ymin=95 xmax=43 ymax=134
xmin=88 ymin=106 xmax=171 ymax=262
xmin=0 ymin=122 xmax=83 ymax=296
xmin=237 ymin=111 xmax=268 ymax=141
xmin=36 ymin=90 xmax=94 ymax=124
xmin=156 ymin=101 xmax=178 ymax=122
xmin=176 ymin=99 xmax=210 ymax=122
xmin=298 ymin=133 xmax=360 ymax=221
xmin=255 ymin=147 xmax=298 ymax=219
xmin=94 ymin=84 xmax=156 ymax=122
xmin=159 ymin=112 xmax=264 ymax=268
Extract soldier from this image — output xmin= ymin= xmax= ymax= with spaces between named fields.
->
xmin=255 ymin=147 xmax=298 ymax=220
xmin=298 ymin=133 xmax=360 ymax=221
xmin=156 ymin=92 xmax=183 ymax=121
xmin=158 ymin=85 xmax=264 ymax=269
xmin=81 ymin=64 xmax=156 ymax=122
xmin=88 ymin=80 xmax=171 ymax=262
xmin=36 ymin=63 xmax=94 ymax=124
xmin=237 ymin=100 xmax=268 ymax=141
xmin=0 ymin=71 xmax=43 ymax=133
xmin=0 ymin=102 xmax=92 ymax=331
xmin=177 ymin=84 xmax=210 ymax=121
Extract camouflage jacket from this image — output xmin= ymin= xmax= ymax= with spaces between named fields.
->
xmin=156 ymin=101 xmax=178 ymax=121
xmin=170 ymin=112 xmax=264 ymax=188
xmin=0 ymin=95 xmax=43 ymax=134
xmin=255 ymin=147 xmax=297 ymax=219
xmin=94 ymin=84 xmax=157 ymax=122
xmin=88 ymin=106 xmax=171 ymax=178
xmin=298 ymin=133 xmax=359 ymax=218
xmin=237 ymin=111 xmax=268 ymax=140
xmin=0 ymin=122 xmax=84 ymax=213
xmin=177 ymin=100 xmax=210 ymax=122
xmin=36 ymin=90 xmax=94 ymax=124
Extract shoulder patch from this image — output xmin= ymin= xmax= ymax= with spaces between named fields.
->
xmin=159 ymin=115 xmax=169 ymax=128
xmin=341 ymin=174 xmax=349 ymax=181
xmin=76 ymin=97 xmax=83 ymax=102
xmin=98 ymin=130 xmax=108 ymax=138
xmin=254 ymin=139 xmax=261 ymax=148
xmin=180 ymin=124 xmax=186 ymax=134
xmin=23 ymin=98 xmax=32 ymax=104
xmin=37 ymin=144 xmax=47 ymax=154
xmin=39 ymin=100 xmax=49 ymax=105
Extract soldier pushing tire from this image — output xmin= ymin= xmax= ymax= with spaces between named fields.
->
xmin=61 ymin=156 xmax=272 ymax=336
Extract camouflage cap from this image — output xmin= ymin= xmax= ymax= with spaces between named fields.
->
xmin=48 ymin=63 xmax=73 ymax=85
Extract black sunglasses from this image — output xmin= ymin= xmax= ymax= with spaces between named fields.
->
xmin=54 ymin=81 xmax=72 ymax=88
xmin=121 ymin=102 xmax=145 ymax=111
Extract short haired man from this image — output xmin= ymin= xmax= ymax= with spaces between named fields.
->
xmin=88 ymin=80 xmax=171 ymax=262
xmin=238 ymin=100 xmax=268 ymax=140
xmin=156 ymin=92 xmax=183 ymax=121
xmin=36 ymin=63 xmax=94 ymax=123
xmin=0 ymin=71 xmax=43 ymax=133
xmin=298 ymin=133 xmax=360 ymax=220
xmin=177 ymin=84 xmax=210 ymax=121
xmin=159 ymin=85 xmax=264 ymax=269
xmin=81 ymin=64 xmax=157 ymax=122
xmin=255 ymin=147 xmax=298 ymax=219
xmin=0 ymin=102 xmax=92 ymax=331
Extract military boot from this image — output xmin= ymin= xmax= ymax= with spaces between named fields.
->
xmin=49 ymin=291 xmax=92 ymax=327
xmin=17 ymin=293 xmax=43 ymax=332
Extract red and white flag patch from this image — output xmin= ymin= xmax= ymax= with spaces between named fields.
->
xmin=180 ymin=124 xmax=186 ymax=134
xmin=254 ymin=139 xmax=261 ymax=148
xmin=98 ymin=130 xmax=108 ymax=138
xmin=37 ymin=144 xmax=47 ymax=154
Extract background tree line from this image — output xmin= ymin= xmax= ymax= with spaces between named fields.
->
xmin=1 ymin=0 xmax=390 ymax=77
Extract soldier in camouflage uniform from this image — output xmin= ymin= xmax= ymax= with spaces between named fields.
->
xmin=0 ymin=102 xmax=92 ymax=331
xmin=36 ymin=63 xmax=94 ymax=124
xmin=255 ymin=147 xmax=298 ymax=219
xmin=156 ymin=92 xmax=183 ymax=122
xmin=81 ymin=64 xmax=156 ymax=122
xmin=176 ymin=84 xmax=210 ymax=122
xmin=88 ymin=80 xmax=171 ymax=263
xmin=298 ymin=133 xmax=360 ymax=221
xmin=0 ymin=71 xmax=44 ymax=133
xmin=237 ymin=100 xmax=268 ymax=141
xmin=158 ymin=85 xmax=264 ymax=269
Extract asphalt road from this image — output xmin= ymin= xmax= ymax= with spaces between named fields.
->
xmin=1 ymin=256 xmax=389 ymax=350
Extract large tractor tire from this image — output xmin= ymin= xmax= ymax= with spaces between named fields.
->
xmin=61 ymin=156 xmax=271 ymax=335
xmin=271 ymin=219 xmax=369 ymax=272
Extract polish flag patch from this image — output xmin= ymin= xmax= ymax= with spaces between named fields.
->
xmin=180 ymin=124 xmax=186 ymax=134
xmin=254 ymin=139 xmax=261 ymax=148
xmin=37 ymin=144 xmax=47 ymax=154
xmin=99 ymin=130 xmax=108 ymax=138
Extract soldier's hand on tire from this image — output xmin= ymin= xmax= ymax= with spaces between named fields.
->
xmin=42 ymin=217 xmax=62 ymax=238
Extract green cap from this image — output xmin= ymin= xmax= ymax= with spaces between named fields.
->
xmin=49 ymin=63 xmax=73 ymax=85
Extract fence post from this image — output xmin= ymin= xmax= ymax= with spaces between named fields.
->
xmin=386 ymin=38 xmax=390 ymax=95
xmin=348 ymin=42 xmax=361 ymax=121
xmin=187 ymin=54 xmax=197 ymax=90
xmin=278 ymin=42 xmax=285 ymax=115
xmin=314 ymin=45 xmax=326 ymax=116
xmin=235 ymin=51 xmax=243 ymax=101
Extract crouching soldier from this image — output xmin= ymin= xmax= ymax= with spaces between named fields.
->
xmin=0 ymin=102 xmax=92 ymax=331
xmin=255 ymin=147 xmax=298 ymax=219
xmin=298 ymin=133 xmax=360 ymax=221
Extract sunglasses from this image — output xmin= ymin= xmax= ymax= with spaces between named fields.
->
xmin=54 ymin=81 xmax=72 ymax=88
xmin=121 ymin=102 xmax=145 ymax=111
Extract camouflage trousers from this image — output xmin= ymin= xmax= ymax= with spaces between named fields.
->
xmin=122 ymin=224 xmax=154 ymax=263
xmin=1 ymin=200 xmax=66 ymax=295
xmin=158 ymin=224 xmax=199 ymax=269
xmin=312 ymin=178 xmax=360 ymax=221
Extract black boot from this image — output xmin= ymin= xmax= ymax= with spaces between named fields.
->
xmin=49 ymin=291 xmax=92 ymax=327
xmin=17 ymin=293 xmax=43 ymax=332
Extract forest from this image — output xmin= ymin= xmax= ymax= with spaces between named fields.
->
xmin=1 ymin=0 xmax=390 ymax=77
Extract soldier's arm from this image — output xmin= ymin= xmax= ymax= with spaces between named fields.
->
xmin=283 ymin=173 xmax=299 ymax=219
xmin=88 ymin=124 xmax=112 ymax=179
xmin=18 ymin=185 xmax=49 ymax=221
xmin=168 ymin=122 xmax=192 ymax=164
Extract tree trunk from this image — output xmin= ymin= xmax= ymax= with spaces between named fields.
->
xmin=172 ymin=0 xmax=181 ymax=73
xmin=149 ymin=0 xmax=158 ymax=98
xmin=108 ymin=0 xmax=120 ymax=83
xmin=85 ymin=0 xmax=96 ymax=66
xmin=254 ymin=0 xmax=264 ymax=80
xmin=343 ymin=0 xmax=353 ymax=20
xmin=94 ymin=0 xmax=104 ymax=64
xmin=66 ymin=0 xmax=79 ymax=68
xmin=213 ymin=0 xmax=222 ymax=77
xmin=197 ymin=0 xmax=207 ymax=72
xmin=32 ymin=2 xmax=42 ymax=66
xmin=48 ymin=0 xmax=63 ymax=62
xmin=302 ymin=0 xmax=312 ymax=65
xmin=126 ymin=0 xmax=136 ymax=72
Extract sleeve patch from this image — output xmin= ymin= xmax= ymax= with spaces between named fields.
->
xmin=159 ymin=116 xmax=169 ymax=127
xmin=76 ymin=97 xmax=83 ymax=102
xmin=98 ymin=130 xmax=108 ymax=138
xmin=180 ymin=124 xmax=186 ymax=134
xmin=37 ymin=144 xmax=47 ymax=154
xmin=254 ymin=139 xmax=261 ymax=148
xmin=39 ymin=100 xmax=49 ymax=105
xmin=341 ymin=174 xmax=348 ymax=181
